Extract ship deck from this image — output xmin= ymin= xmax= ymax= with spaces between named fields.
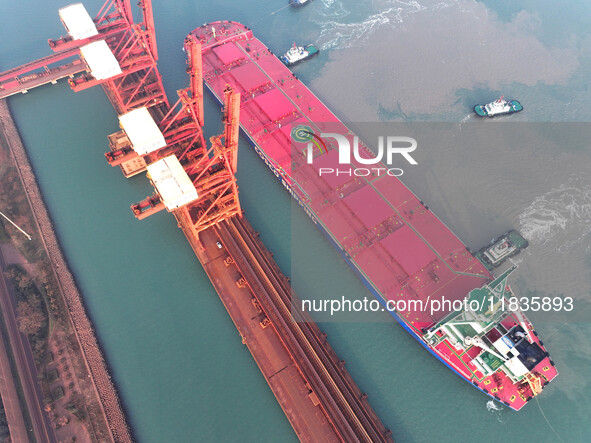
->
xmin=191 ymin=21 xmax=558 ymax=410
xmin=193 ymin=22 xmax=491 ymax=333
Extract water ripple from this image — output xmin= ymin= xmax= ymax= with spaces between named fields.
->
xmin=518 ymin=179 xmax=591 ymax=253
xmin=315 ymin=0 xmax=439 ymax=50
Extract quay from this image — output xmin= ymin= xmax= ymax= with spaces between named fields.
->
xmin=178 ymin=213 xmax=393 ymax=442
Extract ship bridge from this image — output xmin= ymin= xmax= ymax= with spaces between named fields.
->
xmin=425 ymin=266 xmax=548 ymax=383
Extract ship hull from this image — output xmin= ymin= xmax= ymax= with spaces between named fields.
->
xmin=192 ymin=21 xmax=557 ymax=411
xmin=224 ymin=101 xmax=529 ymax=409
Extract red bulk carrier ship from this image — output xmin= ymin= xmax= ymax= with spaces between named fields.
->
xmin=189 ymin=21 xmax=557 ymax=411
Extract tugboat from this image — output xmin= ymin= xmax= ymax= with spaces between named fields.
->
xmin=289 ymin=0 xmax=311 ymax=6
xmin=280 ymin=43 xmax=319 ymax=66
xmin=474 ymin=96 xmax=523 ymax=117
xmin=474 ymin=230 xmax=529 ymax=270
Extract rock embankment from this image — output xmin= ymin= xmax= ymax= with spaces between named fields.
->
xmin=0 ymin=99 xmax=133 ymax=443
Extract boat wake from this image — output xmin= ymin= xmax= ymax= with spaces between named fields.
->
xmin=486 ymin=400 xmax=505 ymax=423
xmin=459 ymin=114 xmax=471 ymax=123
xmin=509 ymin=255 xmax=524 ymax=266
xmin=486 ymin=399 xmax=502 ymax=411
xmin=318 ymin=0 xmax=350 ymax=19
xmin=518 ymin=179 xmax=591 ymax=253
xmin=455 ymin=113 xmax=472 ymax=130
xmin=315 ymin=0 xmax=438 ymax=50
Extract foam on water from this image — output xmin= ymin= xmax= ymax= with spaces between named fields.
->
xmin=486 ymin=400 xmax=505 ymax=424
xmin=518 ymin=177 xmax=591 ymax=254
xmin=318 ymin=0 xmax=350 ymax=19
xmin=486 ymin=399 xmax=503 ymax=411
xmin=509 ymin=255 xmax=524 ymax=266
xmin=459 ymin=114 xmax=472 ymax=123
xmin=455 ymin=113 xmax=473 ymax=130
xmin=316 ymin=0 xmax=436 ymax=50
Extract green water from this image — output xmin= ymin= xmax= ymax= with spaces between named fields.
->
xmin=1 ymin=0 xmax=590 ymax=441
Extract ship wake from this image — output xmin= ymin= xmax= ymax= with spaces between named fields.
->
xmin=518 ymin=179 xmax=591 ymax=254
xmin=486 ymin=400 xmax=505 ymax=423
xmin=315 ymin=0 xmax=443 ymax=50
xmin=486 ymin=400 xmax=502 ymax=411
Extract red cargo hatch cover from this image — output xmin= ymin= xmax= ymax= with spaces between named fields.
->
xmin=213 ymin=44 xmax=245 ymax=65
xmin=227 ymin=62 xmax=269 ymax=92
xmin=254 ymin=89 xmax=295 ymax=121
xmin=380 ymin=225 xmax=436 ymax=276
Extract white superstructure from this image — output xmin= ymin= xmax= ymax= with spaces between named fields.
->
xmin=483 ymin=97 xmax=511 ymax=116
xmin=281 ymin=44 xmax=312 ymax=65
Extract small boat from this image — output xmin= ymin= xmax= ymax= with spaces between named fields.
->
xmin=474 ymin=230 xmax=529 ymax=270
xmin=280 ymin=43 xmax=319 ymax=66
xmin=289 ymin=0 xmax=311 ymax=7
xmin=474 ymin=96 xmax=523 ymax=117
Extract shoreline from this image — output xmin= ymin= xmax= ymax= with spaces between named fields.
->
xmin=0 ymin=99 xmax=133 ymax=442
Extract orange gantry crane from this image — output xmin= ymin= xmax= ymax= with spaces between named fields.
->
xmin=51 ymin=0 xmax=167 ymax=114
xmin=0 ymin=0 xmax=167 ymax=112
xmin=0 ymin=0 xmax=242 ymax=234
xmin=124 ymin=35 xmax=242 ymax=234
